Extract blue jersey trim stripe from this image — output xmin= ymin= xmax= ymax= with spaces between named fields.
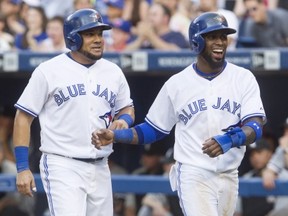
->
xmin=177 ymin=163 xmax=188 ymax=216
xmin=14 ymin=104 xmax=38 ymax=117
xmin=144 ymin=117 xmax=170 ymax=134
xmin=43 ymin=154 xmax=55 ymax=216
xmin=242 ymin=113 xmax=266 ymax=123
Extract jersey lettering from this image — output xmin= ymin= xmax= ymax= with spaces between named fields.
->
xmin=92 ymin=84 xmax=116 ymax=108
xmin=179 ymin=97 xmax=241 ymax=125
xmin=53 ymin=84 xmax=87 ymax=106
xmin=53 ymin=84 xmax=117 ymax=107
xmin=212 ymin=97 xmax=241 ymax=114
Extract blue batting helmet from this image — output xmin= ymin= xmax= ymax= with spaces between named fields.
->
xmin=189 ymin=12 xmax=236 ymax=54
xmin=64 ymin=8 xmax=111 ymax=51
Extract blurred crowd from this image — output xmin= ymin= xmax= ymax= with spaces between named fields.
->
xmin=1 ymin=0 xmax=288 ymax=216
xmin=0 ymin=0 xmax=288 ymax=54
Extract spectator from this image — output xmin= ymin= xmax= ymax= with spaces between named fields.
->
xmin=14 ymin=6 xmax=48 ymax=51
xmin=108 ymin=156 xmax=130 ymax=216
xmin=0 ymin=105 xmax=16 ymax=171
xmin=40 ymin=0 xmax=74 ymax=19
xmin=73 ymin=0 xmax=94 ymax=11
xmin=104 ymin=0 xmax=125 ymax=22
xmin=196 ymin=0 xmax=239 ymax=50
xmin=124 ymin=2 xmax=189 ymax=51
xmin=137 ymin=147 xmax=183 ymax=216
xmin=241 ymin=0 xmax=288 ymax=47
xmin=0 ymin=105 xmax=35 ymax=216
xmin=37 ymin=16 xmax=68 ymax=52
xmin=125 ymin=143 xmax=166 ymax=215
xmin=0 ymin=13 xmax=14 ymax=51
xmin=234 ymin=138 xmax=275 ymax=216
xmin=122 ymin=0 xmax=150 ymax=27
xmin=105 ymin=18 xmax=135 ymax=52
xmin=262 ymin=117 xmax=288 ymax=189
xmin=156 ymin=0 xmax=195 ymax=41
xmin=0 ymin=0 xmax=25 ymax=36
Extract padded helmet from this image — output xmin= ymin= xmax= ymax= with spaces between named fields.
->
xmin=189 ymin=12 xmax=236 ymax=54
xmin=64 ymin=8 xmax=111 ymax=51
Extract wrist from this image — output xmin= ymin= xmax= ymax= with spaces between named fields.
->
xmin=118 ymin=114 xmax=134 ymax=127
xmin=14 ymin=146 xmax=29 ymax=173
xmin=113 ymin=129 xmax=134 ymax=143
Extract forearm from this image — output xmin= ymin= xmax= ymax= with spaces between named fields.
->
xmin=124 ymin=37 xmax=145 ymax=51
xmin=113 ymin=122 xmax=167 ymax=145
xmin=242 ymin=117 xmax=264 ymax=145
xmin=13 ymin=110 xmax=34 ymax=148
xmin=114 ymin=106 xmax=135 ymax=122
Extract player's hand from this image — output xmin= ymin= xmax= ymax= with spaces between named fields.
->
xmin=16 ymin=169 xmax=36 ymax=197
xmin=262 ymin=168 xmax=277 ymax=189
xmin=91 ymin=129 xmax=114 ymax=149
xmin=109 ymin=119 xmax=128 ymax=130
xmin=202 ymin=138 xmax=223 ymax=157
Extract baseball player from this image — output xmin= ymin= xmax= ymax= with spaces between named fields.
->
xmin=13 ymin=9 xmax=134 ymax=216
xmin=92 ymin=12 xmax=266 ymax=216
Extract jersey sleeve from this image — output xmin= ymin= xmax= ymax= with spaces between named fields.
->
xmin=240 ymin=73 xmax=266 ymax=122
xmin=15 ymin=67 xmax=48 ymax=117
xmin=114 ymin=72 xmax=133 ymax=113
xmin=145 ymin=83 xmax=177 ymax=134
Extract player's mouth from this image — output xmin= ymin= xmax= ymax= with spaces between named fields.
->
xmin=212 ymin=48 xmax=224 ymax=60
xmin=91 ymin=45 xmax=102 ymax=52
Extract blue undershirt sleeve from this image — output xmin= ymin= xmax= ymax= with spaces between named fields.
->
xmin=134 ymin=122 xmax=167 ymax=144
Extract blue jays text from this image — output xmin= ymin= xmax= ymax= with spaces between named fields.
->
xmin=53 ymin=84 xmax=116 ymax=108
xmin=179 ymin=97 xmax=241 ymax=125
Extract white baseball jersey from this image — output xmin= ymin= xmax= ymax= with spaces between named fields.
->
xmin=146 ymin=61 xmax=266 ymax=173
xmin=15 ymin=53 xmax=133 ymax=159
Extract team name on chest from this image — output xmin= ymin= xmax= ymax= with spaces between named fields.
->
xmin=53 ymin=84 xmax=116 ymax=108
xmin=179 ymin=97 xmax=241 ymax=125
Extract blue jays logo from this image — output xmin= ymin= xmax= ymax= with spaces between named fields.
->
xmin=90 ymin=13 xmax=101 ymax=23
xmin=99 ymin=111 xmax=113 ymax=128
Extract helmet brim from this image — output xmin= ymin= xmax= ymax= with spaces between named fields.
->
xmin=201 ymin=25 xmax=236 ymax=35
xmin=72 ymin=22 xmax=112 ymax=34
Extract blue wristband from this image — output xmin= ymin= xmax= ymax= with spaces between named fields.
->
xmin=14 ymin=146 xmax=29 ymax=173
xmin=114 ymin=129 xmax=134 ymax=143
xmin=244 ymin=121 xmax=262 ymax=142
xmin=213 ymin=127 xmax=246 ymax=153
xmin=118 ymin=114 xmax=134 ymax=127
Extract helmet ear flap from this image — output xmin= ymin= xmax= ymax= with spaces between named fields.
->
xmin=190 ymin=34 xmax=205 ymax=54
xmin=67 ymin=32 xmax=82 ymax=51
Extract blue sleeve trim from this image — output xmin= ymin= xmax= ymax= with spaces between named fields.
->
xmin=242 ymin=113 xmax=266 ymax=123
xmin=14 ymin=104 xmax=38 ymax=117
xmin=134 ymin=122 xmax=167 ymax=144
xmin=144 ymin=117 xmax=170 ymax=134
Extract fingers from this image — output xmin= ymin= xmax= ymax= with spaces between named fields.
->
xmin=91 ymin=131 xmax=102 ymax=149
xmin=202 ymin=138 xmax=223 ymax=158
xmin=16 ymin=171 xmax=35 ymax=197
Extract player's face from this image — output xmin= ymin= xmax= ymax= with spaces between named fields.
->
xmin=78 ymin=28 xmax=105 ymax=61
xmin=200 ymin=31 xmax=228 ymax=68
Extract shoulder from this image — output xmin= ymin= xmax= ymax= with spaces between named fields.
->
xmin=165 ymin=64 xmax=193 ymax=85
xmin=96 ymin=58 xmax=124 ymax=72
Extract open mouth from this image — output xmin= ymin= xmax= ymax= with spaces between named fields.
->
xmin=212 ymin=48 xmax=224 ymax=60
